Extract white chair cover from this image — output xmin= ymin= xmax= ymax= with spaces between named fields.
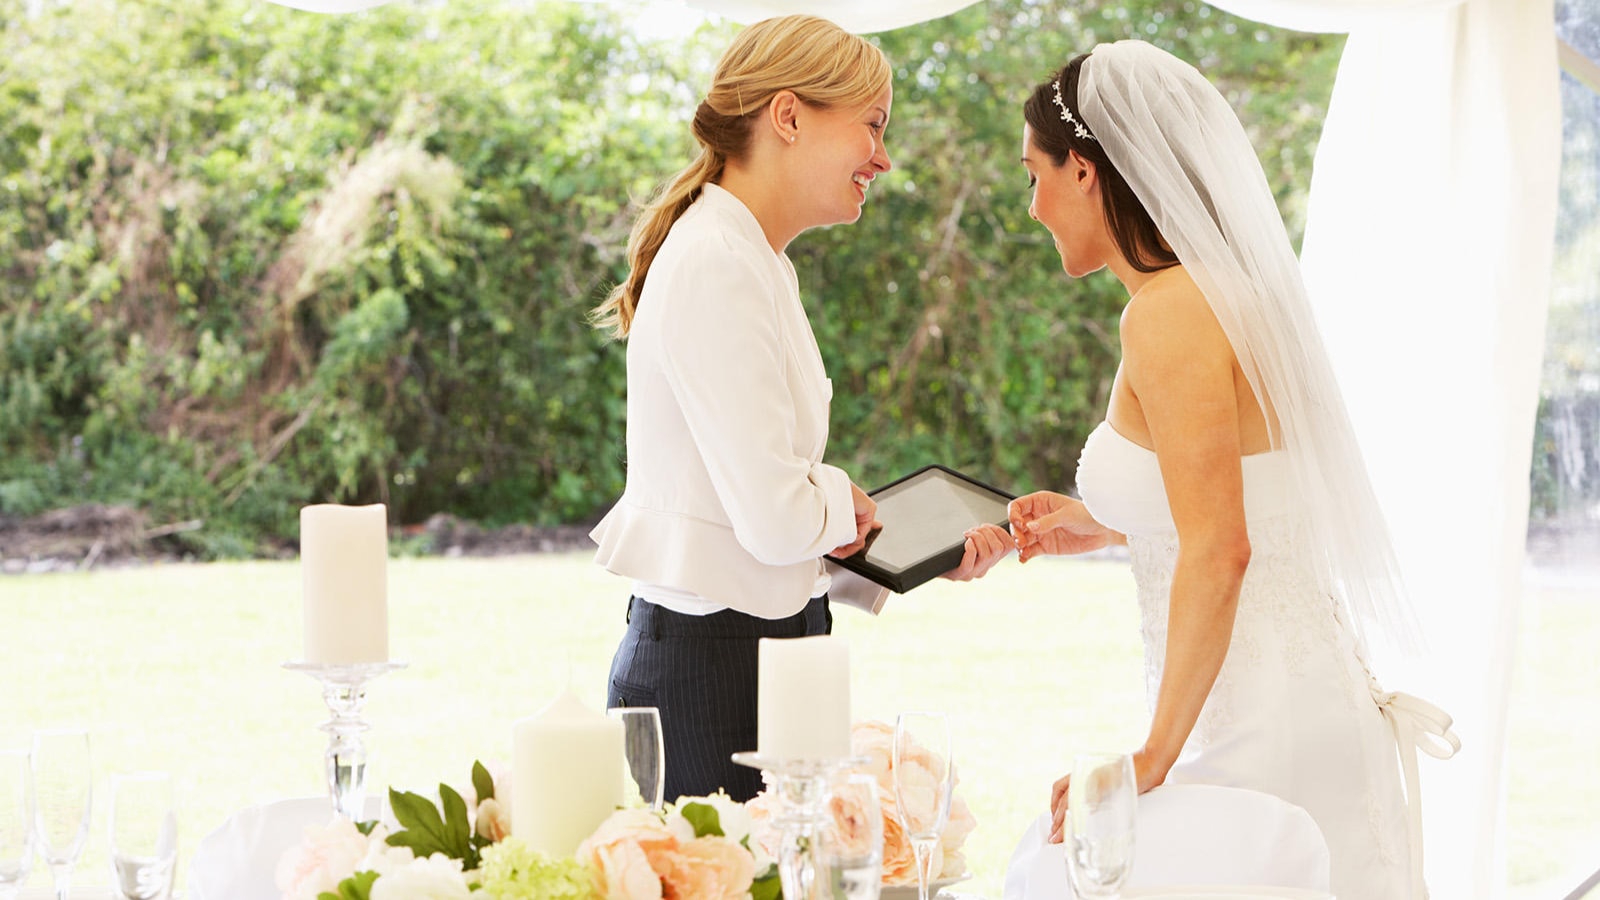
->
xmin=1002 ymin=784 xmax=1331 ymax=900
xmin=188 ymin=796 xmax=386 ymax=900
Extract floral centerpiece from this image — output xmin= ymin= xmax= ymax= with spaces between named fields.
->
xmin=277 ymin=762 xmax=781 ymax=900
xmin=746 ymin=721 xmax=977 ymax=887
xmin=278 ymin=720 xmax=976 ymax=899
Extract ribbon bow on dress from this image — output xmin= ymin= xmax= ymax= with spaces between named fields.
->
xmin=1370 ymin=680 xmax=1462 ymax=900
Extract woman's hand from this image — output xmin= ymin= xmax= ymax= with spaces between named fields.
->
xmin=941 ymin=523 xmax=1012 ymax=581
xmin=828 ymin=482 xmax=882 ymax=559
xmin=1045 ymin=747 xmax=1173 ymax=844
xmin=1008 ymin=491 xmax=1119 ymax=561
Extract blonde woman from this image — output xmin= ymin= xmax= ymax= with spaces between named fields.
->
xmin=590 ymin=15 xmax=1010 ymax=803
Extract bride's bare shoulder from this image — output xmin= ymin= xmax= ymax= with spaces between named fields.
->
xmin=1120 ymin=266 xmax=1228 ymax=352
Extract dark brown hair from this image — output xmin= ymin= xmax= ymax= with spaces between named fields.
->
xmin=1024 ymin=54 xmax=1177 ymax=273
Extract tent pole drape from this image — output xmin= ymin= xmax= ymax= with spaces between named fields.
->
xmin=1220 ymin=1 xmax=1559 ymax=896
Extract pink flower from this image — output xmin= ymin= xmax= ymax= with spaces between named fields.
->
xmin=475 ymin=797 xmax=512 ymax=843
xmin=829 ymin=785 xmax=879 ymax=861
xmin=748 ymin=722 xmax=978 ymax=888
xmin=578 ymin=808 xmax=678 ymax=900
xmin=658 ymin=836 xmax=757 ymax=900
xmin=275 ymin=817 xmax=380 ymax=900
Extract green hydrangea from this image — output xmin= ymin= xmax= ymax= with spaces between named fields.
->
xmin=477 ymin=838 xmax=598 ymax=900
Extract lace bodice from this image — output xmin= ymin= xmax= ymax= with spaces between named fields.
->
xmin=1075 ymin=421 xmax=1368 ymax=748
xmin=1072 ymin=420 xmax=1420 ymax=894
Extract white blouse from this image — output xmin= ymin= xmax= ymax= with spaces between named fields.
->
xmin=590 ymin=184 xmax=885 ymax=619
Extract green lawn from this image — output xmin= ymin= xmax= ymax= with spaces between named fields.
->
xmin=0 ymin=553 xmax=1594 ymax=897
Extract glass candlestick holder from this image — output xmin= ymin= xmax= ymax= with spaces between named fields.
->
xmin=732 ymin=752 xmax=870 ymax=900
xmin=283 ymin=661 xmax=407 ymax=821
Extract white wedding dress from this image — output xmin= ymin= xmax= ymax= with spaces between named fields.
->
xmin=1075 ymin=421 xmax=1413 ymax=898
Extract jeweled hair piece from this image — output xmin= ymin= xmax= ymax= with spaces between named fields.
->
xmin=1051 ymin=79 xmax=1097 ymax=141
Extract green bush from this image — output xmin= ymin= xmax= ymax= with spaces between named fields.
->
xmin=0 ymin=0 xmax=1343 ymax=555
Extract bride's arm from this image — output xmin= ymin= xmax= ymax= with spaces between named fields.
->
xmin=1049 ymin=280 xmax=1250 ymax=841
xmin=1129 ymin=281 xmax=1252 ymax=783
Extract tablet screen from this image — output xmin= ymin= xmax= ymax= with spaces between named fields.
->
xmin=859 ymin=468 xmax=1011 ymax=573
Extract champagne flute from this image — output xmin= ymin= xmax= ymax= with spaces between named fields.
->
xmin=0 ymin=749 xmax=34 ymax=900
xmin=892 ymin=713 xmax=954 ymax=900
xmin=607 ymin=707 xmax=665 ymax=810
xmin=1064 ymin=752 xmax=1136 ymax=899
xmin=108 ymin=771 xmax=177 ymax=900
xmin=827 ymin=772 xmax=883 ymax=900
xmin=32 ymin=729 xmax=92 ymax=900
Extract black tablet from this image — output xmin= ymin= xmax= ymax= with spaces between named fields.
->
xmin=831 ymin=464 xmax=1013 ymax=593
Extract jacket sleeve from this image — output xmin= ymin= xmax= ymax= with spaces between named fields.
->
xmin=654 ymin=242 xmax=857 ymax=567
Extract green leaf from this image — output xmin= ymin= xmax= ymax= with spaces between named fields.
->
xmin=678 ymin=801 xmax=723 ymax=838
xmin=471 ymin=760 xmax=495 ymax=803
xmin=385 ymin=787 xmax=454 ymax=858
xmin=750 ymin=867 xmax=782 ymax=900
xmin=354 ymin=819 xmax=380 ymax=836
xmin=318 ymin=870 xmax=379 ymax=900
xmin=439 ymin=782 xmax=473 ymax=858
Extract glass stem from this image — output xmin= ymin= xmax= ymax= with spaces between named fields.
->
xmin=912 ymin=837 xmax=936 ymax=900
xmin=49 ymin=862 xmax=71 ymax=900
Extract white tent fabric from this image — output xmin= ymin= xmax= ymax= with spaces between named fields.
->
xmin=680 ymin=0 xmax=979 ymax=33
xmin=260 ymin=0 xmax=982 ymax=33
xmin=258 ymin=0 xmax=1564 ymax=895
xmin=1203 ymin=3 xmax=1559 ymax=897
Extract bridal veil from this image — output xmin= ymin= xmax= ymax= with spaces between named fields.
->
xmin=1076 ymin=40 xmax=1420 ymax=658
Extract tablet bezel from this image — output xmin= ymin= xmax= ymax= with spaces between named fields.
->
xmin=830 ymin=464 xmax=1014 ymax=593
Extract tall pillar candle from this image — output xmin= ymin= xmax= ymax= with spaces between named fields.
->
xmin=757 ymin=635 xmax=851 ymax=760
xmin=512 ymin=691 xmax=626 ymax=856
xmin=300 ymin=503 xmax=389 ymax=665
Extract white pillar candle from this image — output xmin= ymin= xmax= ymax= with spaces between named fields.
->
xmin=299 ymin=503 xmax=389 ymax=665
xmin=512 ymin=691 xmax=626 ymax=856
xmin=757 ymin=635 xmax=851 ymax=760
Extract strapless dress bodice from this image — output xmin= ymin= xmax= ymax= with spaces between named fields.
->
xmin=1076 ymin=420 xmax=1296 ymax=537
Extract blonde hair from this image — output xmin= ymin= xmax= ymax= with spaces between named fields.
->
xmin=592 ymin=15 xmax=891 ymax=338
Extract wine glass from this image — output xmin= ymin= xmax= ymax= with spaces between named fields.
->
xmin=892 ymin=713 xmax=954 ymax=900
xmin=827 ymin=772 xmax=883 ymax=900
xmin=32 ymin=729 xmax=92 ymax=900
xmin=108 ymin=771 xmax=177 ymax=900
xmin=607 ymin=707 xmax=665 ymax=810
xmin=0 ymin=749 xmax=34 ymax=900
xmin=1064 ymin=752 xmax=1137 ymax=899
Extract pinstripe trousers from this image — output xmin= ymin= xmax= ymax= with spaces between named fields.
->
xmin=606 ymin=595 xmax=831 ymax=803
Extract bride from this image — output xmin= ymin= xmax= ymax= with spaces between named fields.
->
xmin=992 ymin=41 xmax=1457 ymax=899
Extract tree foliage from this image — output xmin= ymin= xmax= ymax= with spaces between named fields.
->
xmin=0 ymin=0 xmax=1344 ymax=554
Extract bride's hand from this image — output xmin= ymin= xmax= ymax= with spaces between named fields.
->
xmin=1008 ymin=491 xmax=1116 ymax=561
xmin=1045 ymin=748 xmax=1172 ymax=843
xmin=941 ymin=523 xmax=1012 ymax=581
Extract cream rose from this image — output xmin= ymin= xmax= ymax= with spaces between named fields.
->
xmin=369 ymin=853 xmax=473 ymax=900
xmin=275 ymin=817 xmax=381 ymax=900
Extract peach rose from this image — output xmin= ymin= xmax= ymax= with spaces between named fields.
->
xmin=940 ymin=796 xmax=977 ymax=878
xmin=658 ymin=836 xmax=757 ymax=900
xmin=578 ymin=808 xmax=678 ymax=900
xmin=878 ymin=804 xmax=921 ymax=885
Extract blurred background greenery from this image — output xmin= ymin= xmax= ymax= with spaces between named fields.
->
xmin=0 ymin=0 xmax=1347 ymax=555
